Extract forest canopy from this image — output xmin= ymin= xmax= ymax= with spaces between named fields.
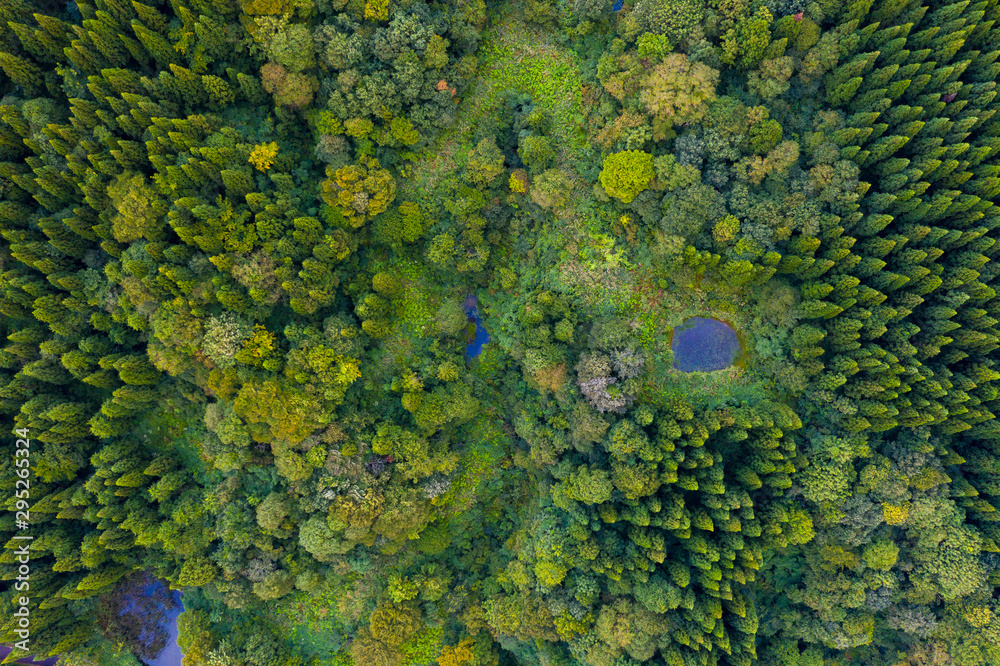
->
xmin=2 ymin=0 xmax=1000 ymax=664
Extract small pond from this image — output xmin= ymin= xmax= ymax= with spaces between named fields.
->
xmin=612 ymin=0 xmax=624 ymax=10
xmin=463 ymin=295 xmax=490 ymax=360
xmin=671 ymin=317 xmax=742 ymax=372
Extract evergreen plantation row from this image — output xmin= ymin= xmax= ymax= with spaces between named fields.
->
xmin=1 ymin=0 xmax=1000 ymax=664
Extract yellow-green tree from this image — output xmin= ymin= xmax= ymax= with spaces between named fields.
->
xmin=465 ymin=137 xmax=506 ymax=186
xmin=320 ymin=155 xmax=397 ymax=227
xmin=640 ymin=54 xmax=719 ymax=126
xmin=599 ymin=150 xmax=655 ymax=203
xmin=106 ymin=172 xmax=167 ymax=243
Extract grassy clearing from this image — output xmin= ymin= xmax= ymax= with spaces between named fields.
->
xmin=270 ymin=581 xmax=358 ymax=666
xmin=397 ymin=5 xmax=774 ymax=411
xmin=363 ymin=255 xmax=446 ymax=383
xmin=440 ymin=410 xmax=512 ymax=512
xmin=392 ymin=258 xmax=439 ymax=335
xmin=140 ymin=400 xmax=215 ymax=480
xmin=401 ymin=3 xmax=588 ymax=202
xmin=476 ymin=9 xmax=589 ymax=161
xmin=552 ymin=240 xmax=775 ymax=408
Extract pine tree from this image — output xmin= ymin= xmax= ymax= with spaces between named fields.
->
xmin=0 ymin=52 xmax=44 ymax=93
xmin=131 ymin=21 xmax=175 ymax=68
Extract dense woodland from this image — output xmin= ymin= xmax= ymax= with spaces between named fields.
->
xmin=1 ymin=0 xmax=1000 ymax=664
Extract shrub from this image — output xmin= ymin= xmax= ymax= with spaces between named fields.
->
xmin=465 ymin=137 xmax=506 ymax=186
xmin=863 ymin=540 xmax=899 ymax=571
xmin=518 ymin=135 xmax=555 ymax=174
xmin=530 ymin=169 xmax=574 ymax=209
xmin=635 ymin=0 xmax=705 ymax=44
xmin=249 ymin=142 xmax=279 ymax=171
xmin=202 ymin=314 xmax=252 ymax=369
xmin=107 ymin=173 xmax=166 ymax=243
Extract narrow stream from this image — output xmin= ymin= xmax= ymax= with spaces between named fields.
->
xmin=463 ymin=295 xmax=490 ymax=360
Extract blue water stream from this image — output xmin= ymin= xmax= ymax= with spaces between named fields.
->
xmin=463 ymin=295 xmax=490 ymax=360
xmin=149 ymin=591 xmax=184 ymax=666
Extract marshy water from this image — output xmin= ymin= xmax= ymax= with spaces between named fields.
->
xmin=671 ymin=317 xmax=743 ymax=372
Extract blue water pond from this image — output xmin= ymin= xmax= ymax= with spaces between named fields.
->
xmin=612 ymin=0 xmax=624 ymax=10
xmin=672 ymin=317 xmax=742 ymax=372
